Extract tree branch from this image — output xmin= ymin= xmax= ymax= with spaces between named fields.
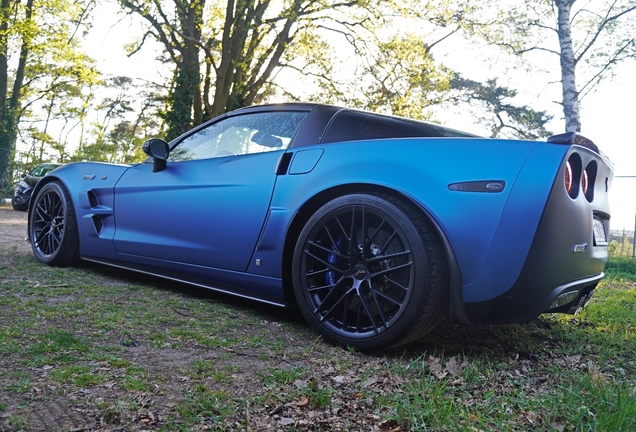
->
xmin=579 ymin=38 xmax=635 ymax=99
xmin=575 ymin=2 xmax=636 ymax=63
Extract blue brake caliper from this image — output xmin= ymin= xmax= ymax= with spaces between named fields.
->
xmin=326 ymin=237 xmax=342 ymax=287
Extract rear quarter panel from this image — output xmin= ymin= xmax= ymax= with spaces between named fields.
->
xmin=251 ymin=137 xmax=568 ymax=305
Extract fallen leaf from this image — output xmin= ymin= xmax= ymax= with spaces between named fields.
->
xmin=426 ymin=356 xmax=448 ymax=379
xmin=362 ymin=377 xmax=378 ymax=388
xmin=551 ymin=422 xmax=565 ymax=432
xmin=445 ymin=356 xmax=465 ymax=376
xmin=378 ymin=419 xmax=401 ymax=431
xmin=565 ymin=355 xmax=581 ymax=367
xmin=332 ymin=375 xmax=346 ymax=384
xmin=296 ymin=395 xmax=309 ymax=407
xmin=279 ymin=417 xmax=294 ymax=426
xmin=587 ymin=361 xmax=608 ymax=385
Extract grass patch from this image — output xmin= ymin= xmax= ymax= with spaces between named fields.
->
xmin=1 ymin=251 xmax=635 ymax=430
xmin=604 ymin=256 xmax=636 ymax=281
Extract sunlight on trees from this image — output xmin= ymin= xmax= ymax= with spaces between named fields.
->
xmin=0 ymin=0 xmax=99 ymax=190
xmin=467 ymin=0 xmax=636 ymax=133
xmin=4 ymin=0 xmax=631 ymax=189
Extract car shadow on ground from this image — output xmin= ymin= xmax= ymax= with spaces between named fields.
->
xmin=81 ymin=259 xmax=558 ymax=364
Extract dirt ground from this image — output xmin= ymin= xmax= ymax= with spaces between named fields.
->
xmin=0 ymin=205 xmax=30 ymax=255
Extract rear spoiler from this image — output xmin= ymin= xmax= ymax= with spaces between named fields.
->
xmin=547 ymin=132 xmax=599 ymax=154
xmin=547 ymin=132 xmax=613 ymax=170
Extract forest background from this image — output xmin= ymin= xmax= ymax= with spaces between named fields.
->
xmin=1 ymin=0 xmax=635 ymax=227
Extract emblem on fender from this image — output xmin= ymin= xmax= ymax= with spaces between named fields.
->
xmin=572 ymin=243 xmax=587 ymax=253
xmin=486 ymin=182 xmax=504 ymax=191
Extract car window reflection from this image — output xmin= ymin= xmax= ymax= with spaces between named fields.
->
xmin=170 ymin=111 xmax=308 ymax=162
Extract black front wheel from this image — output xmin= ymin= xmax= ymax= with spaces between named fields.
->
xmin=292 ymin=193 xmax=448 ymax=351
xmin=29 ymin=182 xmax=79 ymax=266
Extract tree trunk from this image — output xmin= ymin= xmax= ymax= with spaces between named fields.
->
xmin=183 ymin=0 xmax=204 ymax=126
xmin=164 ymin=0 xmax=205 ymax=140
xmin=211 ymin=0 xmax=243 ymax=117
xmin=0 ymin=0 xmax=33 ymax=191
xmin=555 ymin=0 xmax=581 ymax=133
xmin=0 ymin=0 xmax=13 ymax=191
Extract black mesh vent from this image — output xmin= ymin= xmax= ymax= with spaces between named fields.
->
xmin=448 ymin=181 xmax=506 ymax=193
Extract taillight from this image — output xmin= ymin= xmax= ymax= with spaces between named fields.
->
xmin=583 ymin=161 xmax=597 ymax=202
xmin=581 ymin=169 xmax=589 ymax=196
xmin=564 ymin=160 xmax=573 ymax=194
xmin=564 ymin=153 xmax=596 ymax=201
xmin=564 ymin=154 xmax=583 ymax=199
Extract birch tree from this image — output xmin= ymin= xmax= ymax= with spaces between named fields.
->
xmin=470 ymin=0 xmax=636 ymax=133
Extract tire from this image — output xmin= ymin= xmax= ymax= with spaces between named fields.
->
xmin=29 ymin=181 xmax=80 ymax=266
xmin=292 ymin=193 xmax=448 ymax=351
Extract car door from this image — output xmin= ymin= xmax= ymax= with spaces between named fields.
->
xmin=112 ymin=110 xmax=308 ymax=272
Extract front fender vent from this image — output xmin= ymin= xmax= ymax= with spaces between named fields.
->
xmin=87 ymin=190 xmax=99 ymax=208
xmin=92 ymin=215 xmax=104 ymax=235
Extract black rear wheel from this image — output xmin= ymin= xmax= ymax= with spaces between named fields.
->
xmin=292 ymin=193 xmax=448 ymax=350
xmin=29 ymin=182 xmax=79 ymax=266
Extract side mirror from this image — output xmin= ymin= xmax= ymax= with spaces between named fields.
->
xmin=142 ymin=138 xmax=170 ymax=172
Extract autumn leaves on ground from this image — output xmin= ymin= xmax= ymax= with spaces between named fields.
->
xmin=1 ymin=205 xmax=635 ymax=431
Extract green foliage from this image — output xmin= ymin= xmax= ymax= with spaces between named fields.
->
xmin=121 ymin=0 xmax=498 ymax=131
xmin=331 ymin=34 xmax=455 ymax=120
xmin=449 ymin=74 xmax=553 ymax=139
xmin=605 ymin=256 xmax=636 ymax=280
xmin=71 ymin=76 xmax=162 ymax=163
xmin=164 ymin=66 xmax=199 ymax=141
xmin=0 ymin=0 xmax=99 ymax=189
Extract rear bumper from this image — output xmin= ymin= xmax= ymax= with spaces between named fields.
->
xmin=464 ymin=144 xmax=612 ymax=323
xmin=465 ymin=273 xmax=602 ymax=323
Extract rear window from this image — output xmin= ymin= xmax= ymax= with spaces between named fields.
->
xmin=321 ymin=110 xmax=475 ymax=144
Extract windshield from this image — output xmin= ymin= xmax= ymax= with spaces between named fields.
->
xmin=30 ymin=164 xmax=59 ymax=177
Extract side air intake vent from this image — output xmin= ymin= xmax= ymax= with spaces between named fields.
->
xmin=87 ymin=190 xmax=99 ymax=208
xmin=448 ymin=181 xmax=506 ymax=193
xmin=92 ymin=215 xmax=104 ymax=235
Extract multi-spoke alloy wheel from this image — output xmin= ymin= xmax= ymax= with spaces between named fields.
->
xmin=292 ymin=194 xmax=447 ymax=350
xmin=29 ymin=181 xmax=79 ymax=265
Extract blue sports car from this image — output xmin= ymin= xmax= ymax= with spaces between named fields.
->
xmin=28 ymin=103 xmax=613 ymax=350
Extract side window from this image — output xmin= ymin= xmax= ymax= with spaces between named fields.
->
xmin=169 ymin=111 xmax=308 ymax=162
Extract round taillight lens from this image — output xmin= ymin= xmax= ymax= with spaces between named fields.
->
xmin=581 ymin=169 xmax=589 ymax=196
xmin=564 ymin=160 xmax=573 ymax=194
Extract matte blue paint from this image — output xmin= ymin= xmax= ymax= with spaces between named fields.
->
xmin=288 ymin=148 xmax=324 ymax=174
xmin=462 ymin=142 xmax=567 ymax=302
xmin=266 ymin=137 xmax=538 ymax=296
xmin=29 ymin=105 xmax=612 ymax=326
xmin=112 ymin=151 xmax=283 ymax=272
